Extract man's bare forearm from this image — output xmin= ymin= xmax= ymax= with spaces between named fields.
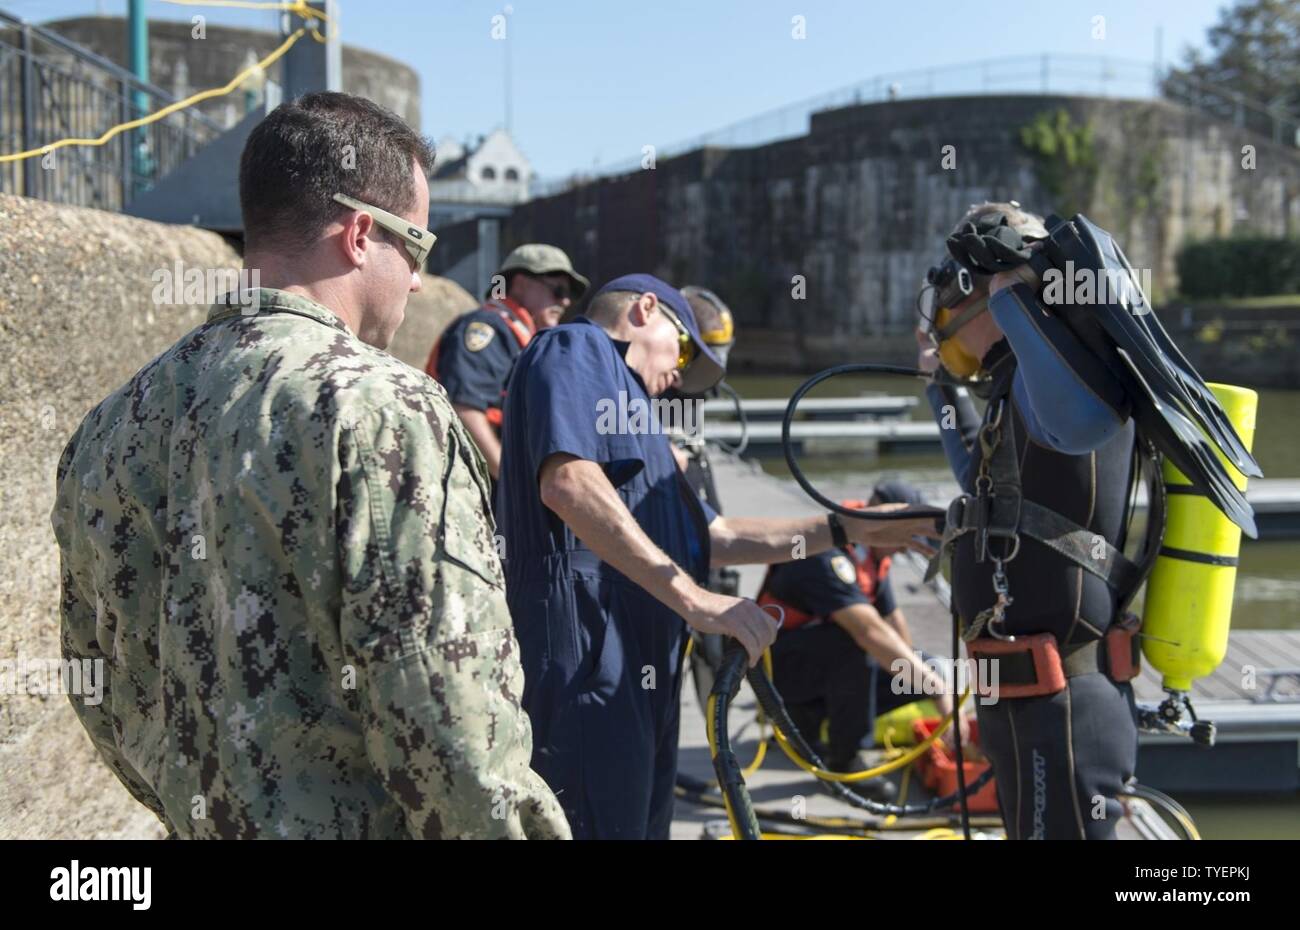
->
xmin=885 ymin=608 xmax=914 ymax=648
xmin=454 ymin=404 xmax=502 ymax=478
xmin=833 ymin=605 xmax=950 ymax=708
xmin=708 ymin=514 xmax=833 ymax=568
xmin=540 ymin=454 xmax=700 ymax=616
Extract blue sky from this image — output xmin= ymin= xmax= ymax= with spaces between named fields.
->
xmin=16 ymin=0 xmax=1234 ymax=178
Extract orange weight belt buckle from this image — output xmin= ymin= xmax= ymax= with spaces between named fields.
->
xmin=966 ymin=632 xmax=1066 ymax=699
xmin=1104 ymin=612 xmax=1142 ymax=683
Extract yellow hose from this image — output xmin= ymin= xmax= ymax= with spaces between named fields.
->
xmin=769 ymin=688 xmax=972 ymax=782
xmin=704 ymin=693 xmax=746 ymax=839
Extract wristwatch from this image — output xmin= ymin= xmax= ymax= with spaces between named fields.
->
xmin=827 ymin=511 xmax=848 ymax=548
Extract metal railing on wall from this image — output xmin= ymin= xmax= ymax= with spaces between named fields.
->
xmin=532 ymin=53 xmax=1300 ymax=197
xmin=0 ymin=8 xmax=225 ymax=211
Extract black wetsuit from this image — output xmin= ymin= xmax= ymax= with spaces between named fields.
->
xmin=929 ymin=336 xmax=1140 ymax=840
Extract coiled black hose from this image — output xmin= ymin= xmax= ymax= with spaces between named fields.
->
xmin=781 ymin=363 xmax=948 ymax=522
xmin=711 ymin=643 xmax=993 ymax=837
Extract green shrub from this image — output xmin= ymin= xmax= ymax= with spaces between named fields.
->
xmin=1176 ymin=237 xmax=1300 ymax=298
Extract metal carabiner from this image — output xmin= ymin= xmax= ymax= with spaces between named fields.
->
xmin=991 ymin=558 xmax=1010 ymax=596
xmin=985 ymin=398 xmax=1005 ymax=432
xmin=991 ymin=534 xmax=1021 ymax=565
xmin=758 ymin=602 xmax=785 ymax=630
xmin=986 ymin=557 xmax=1016 ymax=641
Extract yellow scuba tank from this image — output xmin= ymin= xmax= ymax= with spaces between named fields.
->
xmin=1141 ymin=383 xmax=1258 ymax=692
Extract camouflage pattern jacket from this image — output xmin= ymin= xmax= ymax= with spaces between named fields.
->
xmin=51 ymin=288 xmax=569 ymax=839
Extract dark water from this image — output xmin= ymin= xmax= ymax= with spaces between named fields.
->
xmin=1179 ymin=796 xmax=1300 ymax=840
xmin=726 ymin=373 xmax=1300 ymax=839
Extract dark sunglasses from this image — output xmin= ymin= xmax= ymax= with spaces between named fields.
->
xmin=532 ymin=274 xmax=574 ymax=303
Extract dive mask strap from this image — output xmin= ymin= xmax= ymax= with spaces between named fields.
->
xmin=934 ymin=295 xmax=990 ymax=341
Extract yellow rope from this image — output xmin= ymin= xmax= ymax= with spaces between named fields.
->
xmin=160 ymin=0 xmax=325 ymax=19
xmin=1 ymin=1 xmax=331 ymax=164
xmin=912 ymin=827 xmax=963 ymax=840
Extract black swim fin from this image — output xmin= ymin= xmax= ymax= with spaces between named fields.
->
xmin=946 ymin=209 xmax=1261 ymax=537
xmin=1042 ymin=215 xmax=1260 ymax=537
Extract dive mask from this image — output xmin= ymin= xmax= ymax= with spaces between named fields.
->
xmin=922 ymin=258 xmax=990 ymax=379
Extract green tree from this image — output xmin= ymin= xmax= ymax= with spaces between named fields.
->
xmin=1162 ymin=0 xmax=1300 ymax=141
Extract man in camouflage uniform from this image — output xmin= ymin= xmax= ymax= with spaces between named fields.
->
xmin=51 ymin=92 xmax=568 ymax=839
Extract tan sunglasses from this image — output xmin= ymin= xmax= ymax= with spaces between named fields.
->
xmin=332 ymin=192 xmax=437 ymax=269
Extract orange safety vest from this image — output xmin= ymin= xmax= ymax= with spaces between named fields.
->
xmin=757 ymin=500 xmax=893 ymax=632
xmin=425 ymin=299 xmax=535 ymax=427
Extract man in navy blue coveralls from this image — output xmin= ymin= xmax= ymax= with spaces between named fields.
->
xmin=495 ymin=274 xmax=940 ymax=839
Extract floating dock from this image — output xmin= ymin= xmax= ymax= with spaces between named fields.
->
xmin=702 ymin=395 xmax=918 ymax=419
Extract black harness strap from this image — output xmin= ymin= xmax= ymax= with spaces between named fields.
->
xmin=1119 ymin=437 xmax=1166 ymax=612
xmin=1016 ymin=500 xmax=1142 ymax=593
xmin=928 ymin=355 xmax=1161 ymax=615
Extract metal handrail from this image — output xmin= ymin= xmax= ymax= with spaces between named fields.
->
xmin=0 ymin=7 xmax=234 ymax=208
xmin=0 ymin=9 xmax=224 ymax=133
xmin=532 ymin=53 xmax=1298 ymax=196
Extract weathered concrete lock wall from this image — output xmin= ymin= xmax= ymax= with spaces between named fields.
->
xmin=0 ymin=193 xmax=471 ymax=837
xmin=455 ymin=94 xmax=1300 ymax=376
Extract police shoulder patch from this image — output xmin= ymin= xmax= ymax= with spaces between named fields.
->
xmin=465 ymin=320 xmax=495 ymax=352
xmin=830 ymin=554 xmax=856 ymax=585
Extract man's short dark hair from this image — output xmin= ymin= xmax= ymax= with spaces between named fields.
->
xmin=239 ymin=91 xmax=435 ymax=254
xmin=584 ymin=290 xmax=637 ymax=325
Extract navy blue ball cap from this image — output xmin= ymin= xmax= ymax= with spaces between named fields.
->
xmin=594 ymin=273 xmax=725 ymax=394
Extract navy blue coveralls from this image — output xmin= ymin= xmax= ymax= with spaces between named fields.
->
xmin=495 ymin=317 xmax=715 ymax=840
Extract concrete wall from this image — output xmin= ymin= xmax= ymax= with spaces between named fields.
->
xmin=0 ymin=192 xmax=468 ymax=837
xmin=472 ymin=94 xmax=1300 ymax=374
xmin=42 ymin=16 xmax=421 ymax=131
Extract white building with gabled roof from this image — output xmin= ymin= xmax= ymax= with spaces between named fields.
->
xmin=427 ymin=128 xmax=533 ymax=229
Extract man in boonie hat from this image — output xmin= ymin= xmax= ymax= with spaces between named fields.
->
xmin=425 ymin=243 xmax=589 ymax=479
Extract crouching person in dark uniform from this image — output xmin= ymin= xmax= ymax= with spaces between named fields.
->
xmin=921 ymin=202 xmax=1142 ymax=839
xmin=758 ymin=480 xmax=969 ymax=786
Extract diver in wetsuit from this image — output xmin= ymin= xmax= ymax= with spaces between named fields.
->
xmin=919 ymin=202 xmax=1142 ymax=840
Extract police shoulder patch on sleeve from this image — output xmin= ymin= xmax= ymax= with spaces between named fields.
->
xmin=830 ymin=554 xmax=856 ymax=585
xmin=465 ymin=320 xmax=495 ymax=352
